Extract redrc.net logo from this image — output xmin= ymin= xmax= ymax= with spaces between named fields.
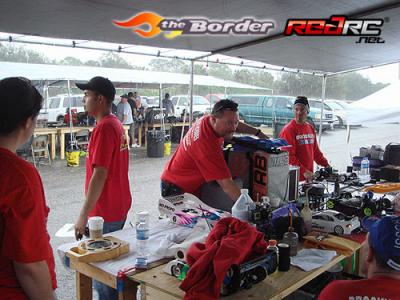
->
xmin=113 ymin=12 xmax=275 ymax=39
xmin=284 ymin=15 xmax=384 ymax=44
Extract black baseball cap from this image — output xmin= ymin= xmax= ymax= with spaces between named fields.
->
xmin=294 ymin=96 xmax=310 ymax=111
xmin=120 ymin=94 xmax=129 ymax=99
xmin=76 ymin=76 xmax=116 ymax=102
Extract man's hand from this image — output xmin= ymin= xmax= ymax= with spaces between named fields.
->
xmin=304 ymin=170 xmax=314 ymax=183
xmin=75 ymin=213 xmax=88 ymax=240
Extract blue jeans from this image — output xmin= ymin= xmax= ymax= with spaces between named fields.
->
xmin=93 ymin=220 xmax=126 ymax=300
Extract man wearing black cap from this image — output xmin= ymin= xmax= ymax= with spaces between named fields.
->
xmin=161 ymin=99 xmax=268 ymax=211
xmin=279 ymin=96 xmax=329 ymax=181
xmin=74 ymin=76 xmax=132 ymax=300
xmin=319 ymin=215 xmax=400 ymax=299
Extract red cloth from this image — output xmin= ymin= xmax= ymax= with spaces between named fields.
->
xmin=85 ymin=114 xmax=132 ymax=222
xmin=279 ymin=119 xmax=328 ymax=180
xmin=180 ymin=217 xmax=268 ymax=300
xmin=318 ymin=276 xmax=400 ymax=300
xmin=0 ymin=148 xmax=57 ymax=299
xmin=161 ymin=115 xmax=231 ymax=195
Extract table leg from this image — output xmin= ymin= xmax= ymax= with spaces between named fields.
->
xmin=138 ymin=124 xmax=142 ymax=147
xmin=144 ymin=123 xmax=148 ymax=149
xmin=60 ymin=132 xmax=65 ymax=160
xmin=50 ymin=133 xmax=56 ymax=160
xmin=76 ymin=271 xmax=92 ymax=300
xmin=118 ymin=280 xmax=138 ymax=300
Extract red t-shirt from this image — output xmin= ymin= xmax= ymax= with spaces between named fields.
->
xmin=86 ymin=114 xmax=132 ymax=222
xmin=279 ymin=119 xmax=328 ymax=181
xmin=161 ymin=115 xmax=231 ymax=195
xmin=0 ymin=147 xmax=57 ymax=299
xmin=318 ymin=276 xmax=400 ymax=300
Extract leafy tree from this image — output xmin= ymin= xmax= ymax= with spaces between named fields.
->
xmin=149 ymin=58 xmax=189 ymax=73
xmin=59 ymin=56 xmax=83 ymax=66
xmin=0 ymin=43 xmax=52 ymax=64
xmin=98 ymin=52 xmax=133 ymax=69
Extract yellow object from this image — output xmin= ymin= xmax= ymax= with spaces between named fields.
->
xmin=66 ymin=150 xmax=80 ymax=167
xmin=363 ymin=183 xmax=400 ymax=193
xmin=164 ymin=141 xmax=171 ymax=156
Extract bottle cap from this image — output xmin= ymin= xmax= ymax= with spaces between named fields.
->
xmin=268 ymin=239 xmax=277 ymax=247
xmin=241 ymin=189 xmax=249 ymax=194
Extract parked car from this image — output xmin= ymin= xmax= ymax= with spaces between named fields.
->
xmin=205 ymin=93 xmax=225 ymax=105
xmin=324 ymin=100 xmax=348 ymax=128
xmin=227 ymin=94 xmax=333 ymax=131
xmin=307 ymin=99 xmax=335 ymax=130
xmin=311 ymin=210 xmax=360 ymax=235
xmin=146 ymin=96 xmax=160 ymax=108
xmin=39 ymin=94 xmax=85 ymax=125
xmin=170 ymin=95 xmax=212 ymax=118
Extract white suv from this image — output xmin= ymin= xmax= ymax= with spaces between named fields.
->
xmin=170 ymin=95 xmax=211 ymax=118
xmin=39 ymin=94 xmax=85 ymax=125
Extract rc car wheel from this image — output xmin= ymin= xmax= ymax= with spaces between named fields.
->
xmin=326 ymin=200 xmax=335 ymax=209
xmin=363 ymin=207 xmax=373 ymax=217
xmin=334 ymin=225 xmax=344 ymax=236
xmin=171 ymin=265 xmax=181 ymax=277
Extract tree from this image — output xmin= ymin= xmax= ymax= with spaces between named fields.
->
xmin=59 ymin=56 xmax=83 ymax=66
xmin=0 ymin=43 xmax=52 ymax=64
xmin=149 ymin=58 xmax=189 ymax=73
xmin=98 ymin=52 xmax=133 ymax=69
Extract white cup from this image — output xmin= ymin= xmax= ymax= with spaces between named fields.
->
xmin=88 ymin=216 xmax=104 ymax=239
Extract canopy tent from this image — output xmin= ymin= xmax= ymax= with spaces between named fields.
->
xmin=0 ymin=61 xmax=271 ymax=91
xmin=0 ymin=0 xmax=399 ymax=74
xmin=347 ymin=81 xmax=400 ymax=125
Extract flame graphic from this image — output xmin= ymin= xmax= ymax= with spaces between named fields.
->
xmin=113 ymin=12 xmax=164 ymax=38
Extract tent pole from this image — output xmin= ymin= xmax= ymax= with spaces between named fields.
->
xmin=318 ymin=74 xmax=327 ymax=145
xmin=159 ymin=83 xmax=162 ymax=108
xmin=189 ymin=60 xmax=194 ymax=127
xmin=67 ymin=80 xmax=74 ymax=147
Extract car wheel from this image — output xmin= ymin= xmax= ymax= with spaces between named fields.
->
xmin=337 ymin=117 xmax=344 ymax=128
xmin=172 ymin=216 xmax=177 ymax=223
xmin=334 ymin=225 xmax=344 ymax=235
xmin=57 ymin=115 xmax=64 ymax=124
xmin=171 ymin=265 xmax=180 ymax=277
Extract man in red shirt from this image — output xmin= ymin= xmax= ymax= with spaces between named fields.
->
xmin=279 ymin=96 xmax=329 ymax=181
xmin=318 ymin=215 xmax=400 ymax=300
xmin=74 ymin=76 xmax=132 ymax=300
xmin=0 ymin=77 xmax=56 ymax=299
xmin=161 ymin=99 xmax=268 ymax=210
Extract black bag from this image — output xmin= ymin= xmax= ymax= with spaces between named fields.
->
xmin=384 ymin=143 xmax=400 ymax=166
xmin=380 ymin=165 xmax=400 ymax=182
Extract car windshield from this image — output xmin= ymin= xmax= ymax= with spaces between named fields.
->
xmin=48 ymin=97 xmax=60 ymax=108
xmin=334 ymin=212 xmax=345 ymax=220
xmin=193 ymin=96 xmax=209 ymax=105
xmin=310 ymin=101 xmax=332 ymax=111
xmin=327 ymin=101 xmax=344 ymax=110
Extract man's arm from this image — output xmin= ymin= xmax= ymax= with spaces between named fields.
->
xmin=14 ymin=260 xmax=55 ymax=300
xmin=217 ymin=178 xmax=241 ymax=202
xmin=236 ymin=122 xmax=268 ymax=139
xmin=75 ymin=166 xmax=108 ymax=239
xmin=313 ymin=136 xmax=329 ymax=167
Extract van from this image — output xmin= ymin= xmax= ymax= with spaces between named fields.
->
xmin=170 ymin=95 xmax=212 ymax=118
xmin=227 ymin=94 xmax=333 ymax=131
xmin=39 ymin=94 xmax=85 ymax=125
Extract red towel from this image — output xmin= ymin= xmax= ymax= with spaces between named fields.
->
xmin=180 ymin=217 xmax=268 ymax=300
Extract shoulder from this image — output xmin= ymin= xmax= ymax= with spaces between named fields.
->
xmin=318 ymin=280 xmax=357 ymax=299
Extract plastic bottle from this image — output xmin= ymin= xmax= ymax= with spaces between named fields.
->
xmin=267 ymin=239 xmax=279 ymax=254
xmin=359 ymin=157 xmax=370 ymax=183
xmin=282 ymin=227 xmax=299 ymax=257
xmin=232 ymin=189 xmax=254 ymax=222
xmin=300 ymin=199 xmax=312 ymax=234
xmin=135 ymin=211 xmax=150 ymax=268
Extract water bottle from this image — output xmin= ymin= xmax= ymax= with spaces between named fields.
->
xmin=232 ymin=189 xmax=254 ymax=222
xmin=359 ymin=157 xmax=370 ymax=183
xmin=267 ymin=239 xmax=279 ymax=254
xmin=135 ymin=211 xmax=149 ymax=268
xmin=300 ymin=200 xmax=312 ymax=234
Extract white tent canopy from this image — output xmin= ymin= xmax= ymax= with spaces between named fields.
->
xmin=347 ymin=81 xmax=400 ymax=125
xmin=0 ymin=61 xmax=271 ymax=91
xmin=0 ymin=0 xmax=399 ymax=74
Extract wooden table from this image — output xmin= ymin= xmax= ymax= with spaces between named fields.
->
xmin=33 ymin=127 xmax=58 ymax=160
xmin=66 ymin=256 xmax=170 ymax=300
xmin=58 ymin=125 xmax=130 ymax=160
xmin=130 ymin=253 xmax=347 ymax=300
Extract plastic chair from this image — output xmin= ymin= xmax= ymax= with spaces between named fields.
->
xmin=31 ymin=135 xmax=51 ymax=167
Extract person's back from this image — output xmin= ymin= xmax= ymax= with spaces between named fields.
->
xmin=0 ymin=77 xmax=56 ymax=299
xmin=319 ymin=215 xmax=400 ymax=300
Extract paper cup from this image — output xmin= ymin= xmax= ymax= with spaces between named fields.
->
xmin=88 ymin=216 xmax=104 ymax=239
